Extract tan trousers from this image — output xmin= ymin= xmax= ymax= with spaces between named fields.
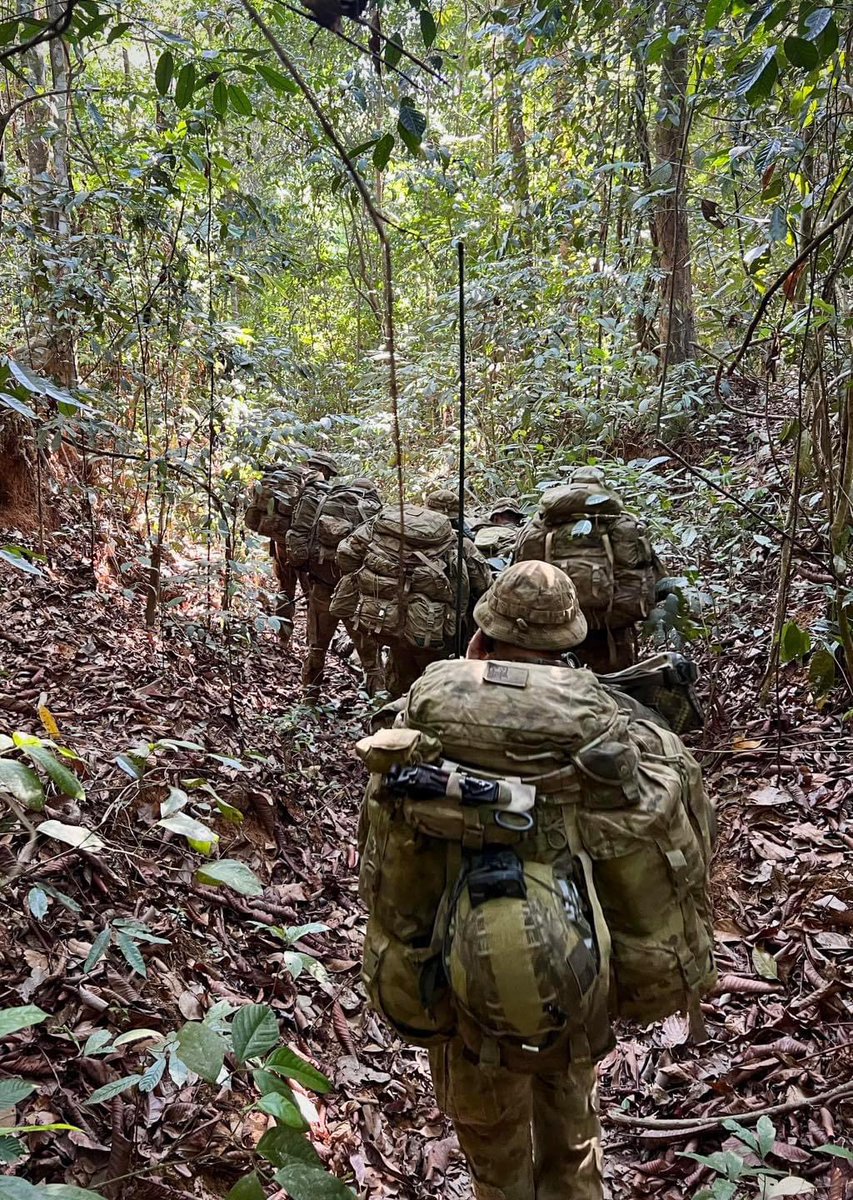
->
xmin=574 ymin=627 xmax=635 ymax=673
xmin=429 ymin=1040 xmax=603 ymax=1200
xmin=384 ymin=641 xmax=445 ymax=698
xmin=302 ymin=580 xmax=384 ymax=699
xmin=270 ymin=542 xmax=305 ymax=641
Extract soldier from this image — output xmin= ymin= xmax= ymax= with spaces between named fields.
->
xmin=473 ymin=497 xmax=526 ymax=573
xmin=270 ymin=451 xmax=338 ymax=645
xmin=354 ymin=561 xmax=715 ymax=1200
xmin=514 ymin=466 xmax=664 ymax=672
xmin=296 ymin=476 xmax=384 ymax=703
xmin=424 ymin=489 xmax=492 ymax=611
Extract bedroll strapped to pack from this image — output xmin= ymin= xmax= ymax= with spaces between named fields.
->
xmin=598 ymin=651 xmax=705 ymax=734
xmin=331 ymin=504 xmax=468 ymax=649
xmin=515 ymin=478 xmax=657 ymax=630
xmin=356 ymin=659 xmax=715 ymax=1068
xmin=244 ymin=466 xmax=307 ymax=543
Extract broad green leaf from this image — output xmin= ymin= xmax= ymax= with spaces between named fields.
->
xmin=227 ymin=1173 xmax=265 ymax=1200
xmin=138 ymin=1054 xmax=167 ymax=1093
xmin=174 ymin=61 xmax=196 ymax=109
xmin=780 ymin=619 xmax=811 ymax=663
xmin=0 ymin=1179 xmax=35 ymax=1200
xmin=0 ymin=761 xmax=44 ymax=810
xmin=373 ymin=133 xmax=394 ymax=171
xmin=213 ymin=77 xmax=228 ymax=117
xmin=801 ymin=7 xmax=831 ymax=40
xmin=22 ymin=744 xmax=84 ymax=800
xmin=266 ymin=1046 xmax=331 ymax=1094
xmin=0 ymin=1005 xmax=49 ymax=1037
xmin=256 ymin=64 xmax=298 ymax=93
xmin=83 ymin=1029 xmax=113 ymax=1055
xmin=736 ymin=48 xmax=778 ymax=105
xmin=384 ymin=32 xmax=403 ymax=68
xmin=398 ymin=100 xmax=426 ymax=141
xmin=84 ymin=1075 xmax=143 ymax=1105
xmin=765 ymin=1180 xmax=814 ymax=1197
xmin=0 ymin=1136 xmax=24 ymax=1165
xmin=704 ymin=0 xmax=729 ymax=28
xmin=175 ymin=1021 xmax=226 ymax=1082
xmin=114 ymin=753 xmax=144 ymax=780
xmin=809 ymin=647 xmax=836 ymax=696
xmin=161 ymin=786 xmax=189 ymax=817
xmin=783 ymin=35 xmax=819 ymax=69
xmin=816 ymin=1145 xmax=853 ymax=1162
xmin=116 ymin=931 xmax=147 ymax=977
xmin=419 ymin=9 xmax=436 ymax=47
xmin=0 ymin=547 xmax=42 ymax=576
xmin=274 ymin=1163 xmax=356 ymax=1200
xmin=257 ymin=1124 xmax=322 ymax=1168
xmin=83 ymin=926 xmax=112 ymax=974
xmin=756 ymin=1114 xmax=776 ymax=1157
xmin=0 ymin=393 xmax=36 ymax=419
xmin=769 ymin=204 xmax=788 ymax=242
xmin=233 ymin=1004 xmax=279 ymax=1064
xmin=38 ymin=820 xmax=104 ymax=854
xmin=215 ymin=797 xmax=244 ymax=824
xmin=752 ymin=945 xmax=778 ymax=980
xmin=195 ymin=859 xmax=262 ymax=896
xmin=253 ymin=1070 xmax=298 ymax=1104
xmin=111 ymin=1028 xmax=163 ymax=1048
xmin=27 ymin=887 xmax=48 ymax=919
xmin=228 ymin=84 xmax=253 ymax=116
xmin=256 ymin=1091 xmax=308 ymax=1129
xmin=0 ymin=1078 xmax=36 ymax=1108
xmin=158 ymin=813 xmax=219 ymax=854
xmin=280 ymin=922 xmax=329 ymax=943
xmin=155 ymin=49 xmax=174 ymax=95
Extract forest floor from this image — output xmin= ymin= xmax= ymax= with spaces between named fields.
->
xmin=1 ymin=526 xmax=853 ymax=1200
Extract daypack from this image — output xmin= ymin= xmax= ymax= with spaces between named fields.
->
xmin=302 ymin=481 xmax=382 ymax=586
xmin=331 ymin=504 xmax=469 ymax=649
xmin=515 ymin=481 xmax=657 ymax=629
xmin=356 ymin=659 xmax=715 ymax=1070
xmin=244 ymin=466 xmax=307 ymax=543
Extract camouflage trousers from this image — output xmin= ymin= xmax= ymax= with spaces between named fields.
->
xmin=429 ymin=1040 xmax=603 ymax=1200
xmin=574 ymin=627 xmax=635 ymax=674
xmin=270 ymin=542 xmax=306 ymax=643
xmin=302 ymin=579 xmax=384 ymax=700
xmin=384 ymin=641 xmax=445 ymax=698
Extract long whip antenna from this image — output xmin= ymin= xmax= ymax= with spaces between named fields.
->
xmin=454 ymin=239 xmax=467 ymax=658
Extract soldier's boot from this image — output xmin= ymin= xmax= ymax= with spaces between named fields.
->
xmin=302 ymin=648 xmax=326 ymax=704
xmin=275 ymin=595 xmax=296 ymax=648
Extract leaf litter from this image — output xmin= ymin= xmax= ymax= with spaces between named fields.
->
xmin=1 ymin=533 xmax=852 ymax=1199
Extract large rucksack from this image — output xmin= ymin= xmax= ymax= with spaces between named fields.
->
xmin=356 ymin=659 xmax=715 ymax=1070
xmin=515 ymin=478 xmax=657 ymax=630
xmin=298 ymin=481 xmax=383 ymax=587
xmin=284 ymin=478 xmax=329 ymax=569
xmin=331 ymin=504 xmax=469 ymax=649
xmin=244 ymin=466 xmax=308 ymax=544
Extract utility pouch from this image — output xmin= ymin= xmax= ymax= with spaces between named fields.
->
xmin=466 ymin=849 xmax=527 ymax=908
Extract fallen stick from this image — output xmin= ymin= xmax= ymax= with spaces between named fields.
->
xmin=606 ymin=1080 xmax=853 ymax=1132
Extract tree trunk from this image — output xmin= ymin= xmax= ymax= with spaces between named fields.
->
xmin=504 ymin=40 xmax=531 ymax=252
xmin=654 ymin=7 xmax=695 ymax=368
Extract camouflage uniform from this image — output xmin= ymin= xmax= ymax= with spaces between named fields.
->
xmin=427 ymin=564 xmax=603 ymax=1200
xmin=474 ymin=497 xmax=526 ymax=573
xmin=424 ymin=489 xmax=492 ymax=652
xmin=271 ymin=451 xmax=338 ymax=645
xmin=301 ymin=471 xmax=384 ymax=701
xmin=429 ymin=1042 xmax=602 ymax=1200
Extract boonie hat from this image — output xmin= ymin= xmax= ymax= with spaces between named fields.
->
xmin=473 ymin=560 xmax=587 ymax=651
xmin=425 ymin=488 xmax=460 ymax=518
xmin=488 ymin=497 xmax=525 ymax=521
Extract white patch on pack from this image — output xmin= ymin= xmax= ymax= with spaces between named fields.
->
xmin=483 ymin=661 xmax=529 ymax=689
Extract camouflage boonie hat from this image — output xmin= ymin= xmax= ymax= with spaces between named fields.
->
xmin=570 ymin=466 xmax=606 ymax=486
xmin=488 ymin=497 xmax=525 ymax=521
xmin=473 ymin=561 xmax=588 ymax=650
xmin=425 ymin=488 xmax=460 ymax=518
xmin=306 ymin=450 xmax=339 ymax=476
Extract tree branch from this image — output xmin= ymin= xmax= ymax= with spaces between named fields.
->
xmin=0 ymin=0 xmax=81 ymax=66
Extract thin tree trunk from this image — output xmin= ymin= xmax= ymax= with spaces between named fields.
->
xmin=654 ymin=4 xmax=695 ymax=367
xmin=504 ymin=39 xmax=531 ymax=252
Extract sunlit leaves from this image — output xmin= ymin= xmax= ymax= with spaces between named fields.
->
xmin=736 ymin=48 xmax=779 ymax=106
xmin=155 ymin=50 xmax=174 ymax=95
xmin=397 ymin=98 xmax=426 ymax=155
xmin=373 ymin=133 xmax=395 ymax=171
xmin=175 ymin=62 xmax=197 ymax=109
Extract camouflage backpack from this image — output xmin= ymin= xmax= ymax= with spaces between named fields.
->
xmin=303 ymin=480 xmax=383 ymax=586
xmin=474 ymin=523 xmax=519 ymax=568
xmin=515 ymin=471 xmax=657 ymax=629
xmin=285 ymin=478 xmax=329 ymax=569
xmin=331 ymin=504 xmax=469 ymax=650
xmin=356 ymin=658 xmax=715 ymax=1069
xmin=244 ymin=466 xmax=307 ymax=543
